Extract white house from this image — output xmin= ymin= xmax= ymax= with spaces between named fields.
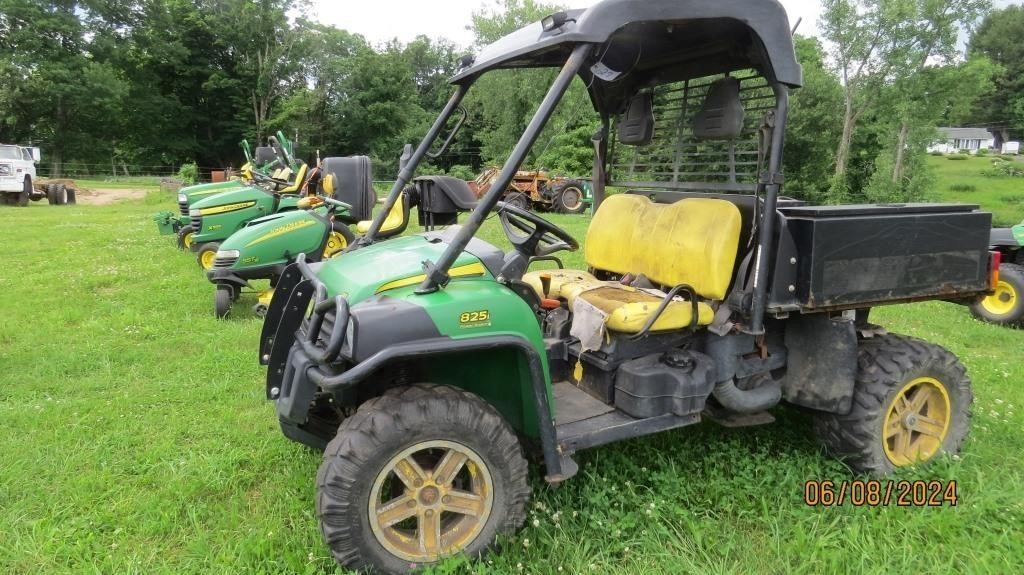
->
xmin=928 ymin=127 xmax=995 ymax=154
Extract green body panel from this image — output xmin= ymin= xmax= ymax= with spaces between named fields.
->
xmin=219 ymin=208 xmax=330 ymax=270
xmin=1012 ymin=223 xmax=1024 ymax=246
xmin=181 ymin=180 xmax=250 ymax=205
xmin=190 ymin=187 xmax=299 ymax=245
xmin=318 ymin=234 xmax=488 ymax=302
xmin=316 ymin=235 xmax=552 ymax=438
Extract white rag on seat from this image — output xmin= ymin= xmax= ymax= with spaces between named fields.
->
xmin=569 ymin=294 xmax=609 ymax=352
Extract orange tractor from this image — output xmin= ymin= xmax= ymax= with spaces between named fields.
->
xmin=468 ymin=167 xmax=589 ymax=214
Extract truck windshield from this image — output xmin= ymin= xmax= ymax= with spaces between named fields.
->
xmin=0 ymin=146 xmax=21 ymax=160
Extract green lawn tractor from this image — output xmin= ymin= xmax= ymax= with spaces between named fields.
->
xmin=258 ymin=2 xmax=996 ymax=572
xmin=185 ymin=143 xmax=367 ymax=270
xmin=208 ymin=154 xmax=477 ymax=318
xmin=970 ymin=222 xmax=1024 ymax=325
xmin=153 ymin=139 xmax=282 ymax=238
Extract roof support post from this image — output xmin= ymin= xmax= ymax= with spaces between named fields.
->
xmin=418 ymin=43 xmax=596 ymax=292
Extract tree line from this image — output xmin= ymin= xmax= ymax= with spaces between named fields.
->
xmin=1 ymin=0 xmax=1022 ymax=203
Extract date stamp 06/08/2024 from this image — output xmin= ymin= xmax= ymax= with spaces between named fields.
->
xmin=803 ymin=480 xmax=959 ymax=507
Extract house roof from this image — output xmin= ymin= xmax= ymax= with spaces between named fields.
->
xmin=938 ymin=127 xmax=992 ymax=140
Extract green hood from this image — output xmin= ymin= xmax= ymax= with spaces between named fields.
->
xmin=190 ymin=185 xmax=274 ymax=212
xmin=180 ymin=180 xmax=249 ymax=204
xmin=219 ymin=208 xmax=330 ymax=269
xmin=317 ymin=234 xmax=492 ymax=303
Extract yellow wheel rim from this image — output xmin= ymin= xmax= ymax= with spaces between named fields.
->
xmin=981 ymin=279 xmax=1017 ymax=316
xmin=882 ymin=377 xmax=951 ymax=466
xmin=368 ymin=440 xmax=493 ymax=563
xmin=323 ymin=231 xmax=348 ymax=258
xmin=182 ymin=232 xmax=193 ymax=250
xmin=200 ymin=250 xmax=216 ymax=270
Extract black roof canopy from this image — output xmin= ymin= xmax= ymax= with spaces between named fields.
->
xmin=451 ymin=0 xmax=802 ymax=115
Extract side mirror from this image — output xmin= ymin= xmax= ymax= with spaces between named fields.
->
xmin=321 ymin=174 xmax=336 ymax=196
xmin=31 ymin=147 xmax=41 ymax=162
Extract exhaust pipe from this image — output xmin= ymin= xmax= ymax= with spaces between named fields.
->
xmin=713 ymin=377 xmax=781 ymax=414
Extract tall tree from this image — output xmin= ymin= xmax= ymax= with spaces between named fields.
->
xmin=970 ymin=4 xmax=1024 ymax=141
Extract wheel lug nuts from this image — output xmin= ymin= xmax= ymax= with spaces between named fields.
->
xmin=425 ymin=509 xmax=434 ymax=517
xmin=442 ymin=496 xmax=450 ymax=503
xmin=407 ymin=500 xmax=417 ymax=508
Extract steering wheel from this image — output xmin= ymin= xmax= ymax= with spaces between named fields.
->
xmin=268 ymin=136 xmax=289 ymax=167
xmin=497 ymin=201 xmax=578 ymax=257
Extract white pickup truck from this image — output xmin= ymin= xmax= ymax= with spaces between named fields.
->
xmin=0 ymin=144 xmax=40 ymax=206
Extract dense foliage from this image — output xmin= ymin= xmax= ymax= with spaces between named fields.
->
xmin=0 ymin=0 xmax=1013 ymax=202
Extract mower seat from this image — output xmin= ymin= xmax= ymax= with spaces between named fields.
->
xmin=357 ymin=192 xmax=409 ymax=238
xmin=522 ymin=193 xmax=741 ymax=333
xmin=277 ymin=163 xmax=308 ymax=194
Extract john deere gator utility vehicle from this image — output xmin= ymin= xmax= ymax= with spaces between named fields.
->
xmin=154 ymin=138 xmax=283 ymax=239
xmin=259 ymin=1 xmax=997 ymax=571
xmin=970 ymin=222 xmax=1024 ymax=325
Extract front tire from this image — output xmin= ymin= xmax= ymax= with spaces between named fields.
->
xmin=970 ymin=263 xmax=1024 ymax=326
xmin=503 ymin=191 xmax=529 ymax=211
xmin=214 ymin=287 xmax=232 ymax=319
xmin=316 ymin=384 xmax=530 ymax=574
xmin=176 ymin=225 xmax=195 ymax=251
xmin=196 ymin=242 xmax=220 ymax=270
xmin=813 ymin=334 xmax=972 ymax=474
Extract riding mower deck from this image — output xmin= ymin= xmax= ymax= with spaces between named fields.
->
xmin=970 ymin=222 xmax=1024 ymax=325
xmin=258 ymin=2 xmax=997 ymax=572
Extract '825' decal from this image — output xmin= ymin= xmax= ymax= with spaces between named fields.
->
xmin=458 ymin=310 xmax=490 ymax=327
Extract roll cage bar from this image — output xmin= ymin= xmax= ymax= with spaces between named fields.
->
xmin=356 ymin=0 xmax=800 ymax=335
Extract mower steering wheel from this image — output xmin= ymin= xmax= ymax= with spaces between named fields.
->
xmin=268 ymin=136 xmax=289 ymax=167
xmin=497 ymin=201 xmax=578 ymax=258
xmin=322 ymin=197 xmax=353 ymax=214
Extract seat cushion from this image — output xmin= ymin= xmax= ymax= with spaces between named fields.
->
xmin=568 ymin=284 xmax=714 ymax=333
xmin=521 ymin=269 xmax=598 ymax=300
xmin=585 ymin=194 xmax=741 ymax=300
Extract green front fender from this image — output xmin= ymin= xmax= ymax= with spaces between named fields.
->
xmin=373 ymin=280 xmax=552 ymax=439
xmin=190 ymin=189 xmax=278 ymax=244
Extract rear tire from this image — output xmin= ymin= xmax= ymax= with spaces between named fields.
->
xmin=46 ymin=184 xmax=56 ymax=205
xmin=196 ymin=242 xmax=220 ymax=270
xmin=316 ymin=384 xmax=530 ymax=574
xmin=553 ymin=181 xmax=586 ymax=214
xmin=970 ymin=263 xmax=1024 ymax=326
xmin=813 ymin=334 xmax=972 ymax=474
xmin=214 ymin=287 xmax=232 ymax=319
xmin=503 ymin=191 xmax=529 ymax=211
xmin=65 ymin=187 xmax=76 ymax=204
xmin=176 ymin=225 xmax=195 ymax=251
xmin=53 ymin=184 xmax=66 ymax=205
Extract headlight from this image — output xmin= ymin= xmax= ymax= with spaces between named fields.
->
xmin=216 ymin=249 xmax=240 ymax=259
xmin=189 ymin=208 xmax=200 ymax=216
xmin=177 ymin=193 xmax=187 ymax=202
xmin=0 ymin=165 xmax=10 ymax=176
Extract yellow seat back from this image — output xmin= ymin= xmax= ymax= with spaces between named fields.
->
xmin=584 ymin=194 xmax=741 ymax=300
xmin=278 ymin=164 xmax=307 ymax=194
xmin=357 ymin=193 xmax=406 ymax=235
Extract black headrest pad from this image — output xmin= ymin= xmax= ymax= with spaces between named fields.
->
xmin=692 ymin=77 xmax=745 ymax=140
xmin=320 ymin=156 xmax=375 ymax=221
xmin=617 ymin=92 xmax=655 ymax=146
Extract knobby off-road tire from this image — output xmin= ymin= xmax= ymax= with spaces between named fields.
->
xmin=502 ymin=191 xmax=530 ymax=211
xmin=65 ymin=186 xmax=76 ymax=204
xmin=813 ymin=334 xmax=972 ymax=474
xmin=970 ymin=263 xmax=1024 ymax=326
xmin=553 ymin=181 xmax=586 ymax=214
xmin=214 ymin=287 xmax=232 ymax=319
xmin=316 ymin=384 xmax=530 ymax=574
xmin=176 ymin=225 xmax=195 ymax=251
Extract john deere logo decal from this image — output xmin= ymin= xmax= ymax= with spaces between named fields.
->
xmin=245 ymin=219 xmax=317 ymax=247
xmin=198 ymin=200 xmax=257 ymax=216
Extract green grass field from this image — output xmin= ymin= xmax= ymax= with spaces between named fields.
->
xmin=1 ymin=187 xmax=1023 ymax=574
xmin=929 ymin=155 xmax=1024 ymax=226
